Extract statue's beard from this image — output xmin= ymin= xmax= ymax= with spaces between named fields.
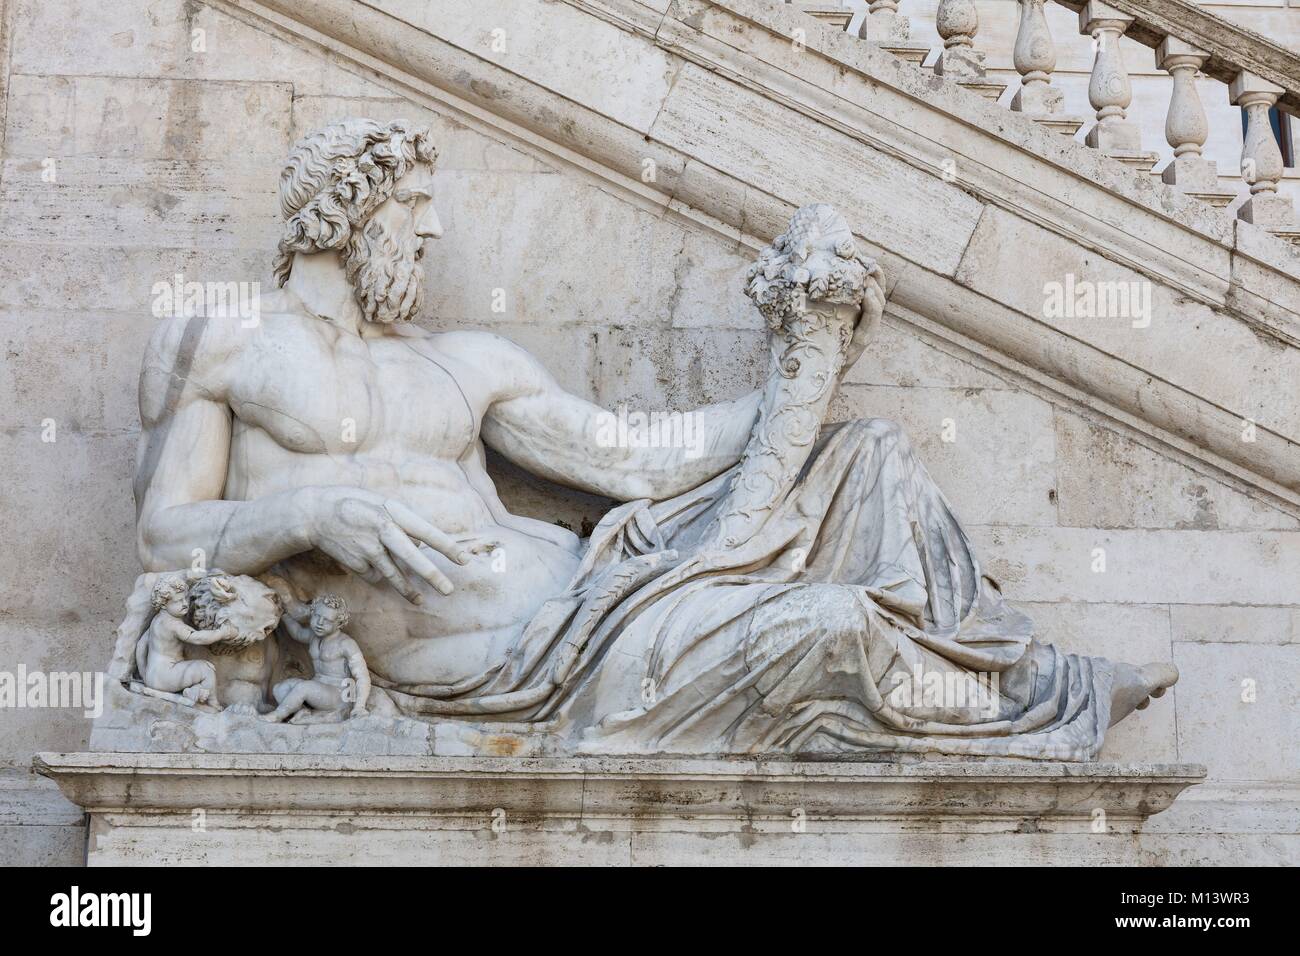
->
xmin=342 ymin=218 xmax=426 ymax=325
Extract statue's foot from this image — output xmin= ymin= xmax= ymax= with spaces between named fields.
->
xmin=224 ymin=702 xmax=259 ymax=717
xmin=1108 ymin=661 xmax=1178 ymax=727
xmin=182 ymin=686 xmax=209 ymax=705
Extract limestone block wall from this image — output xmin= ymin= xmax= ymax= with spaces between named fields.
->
xmin=0 ymin=0 xmax=1295 ymax=864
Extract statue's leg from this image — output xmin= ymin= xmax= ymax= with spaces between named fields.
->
xmin=178 ymin=660 xmax=219 ymax=708
xmin=830 ymin=417 xmax=1179 ymax=730
xmin=261 ymin=680 xmax=312 ymax=722
xmin=581 ymin=581 xmax=888 ymax=751
xmin=271 ymin=677 xmax=303 ymax=705
xmin=262 ymin=680 xmax=342 ymax=723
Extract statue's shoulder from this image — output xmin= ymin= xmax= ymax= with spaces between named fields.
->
xmin=140 ymin=293 xmax=313 ymax=420
xmin=143 ymin=290 xmax=316 ymax=372
xmin=419 ymin=328 xmax=548 ymax=379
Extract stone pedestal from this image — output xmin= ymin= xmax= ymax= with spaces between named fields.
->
xmin=36 ymin=752 xmax=1205 ymax=865
xmin=1162 ymin=154 xmax=1234 ymax=208
xmin=1239 ymin=193 xmax=1300 ymax=243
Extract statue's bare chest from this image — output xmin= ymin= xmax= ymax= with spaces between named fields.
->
xmin=228 ymin=323 xmax=478 ymax=460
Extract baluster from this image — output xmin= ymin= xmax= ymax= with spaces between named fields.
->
xmin=934 ymin=0 xmax=1003 ymax=100
xmin=1078 ymin=1 xmax=1156 ymax=171
xmin=1230 ymin=71 xmax=1300 ymax=240
xmin=1011 ymin=0 xmax=1082 ymax=136
xmin=857 ymin=0 xmax=929 ymax=66
xmin=1156 ymin=39 xmax=1232 ymax=207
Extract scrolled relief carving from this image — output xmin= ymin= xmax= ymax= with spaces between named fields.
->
xmin=104 ymin=118 xmax=1177 ymax=759
xmin=710 ymin=204 xmax=880 ymax=550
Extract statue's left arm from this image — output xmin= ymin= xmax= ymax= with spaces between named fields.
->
xmin=459 ymin=333 xmax=761 ymax=502
xmin=345 ymin=638 xmax=371 ymax=714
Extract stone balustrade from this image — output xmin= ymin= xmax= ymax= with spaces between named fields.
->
xmin=791 ymin=0 xmax=1300 ymax=244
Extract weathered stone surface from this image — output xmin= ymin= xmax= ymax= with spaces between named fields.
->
xmin=0 ymin=157 xmax=280 ymax=248
xmin=0 ymin=432 xmax=138 ymax=619
xmin=833 ymin=383 xmax=1059 ymax=526
xmin=843 ymin=318 xmax=1012 ymax=391
xmin=2 ymin=0 xmax=1297 ymax=866
xmin=0 ymin=310 xmax=158 ymax=432
xmin=1053 ymin=410 xmax=1299 ymax=531
xmin=955 ymin=205 xmax=1299 ymax=439
xmin=8 ymin=0 xmax=387 ymax=97
xmin=0 ymin=770 xmax=84 ymax=866
xmin=36 ymin=752 xmax=1210 ymax=865
xmin=1170 ymin=604 xmax=1295 ymax=646
xmin=1173 ymin=642 xmax=1300 ymax=783
xmin=969 ymin=525 xmax=1300 ymax=606
xmin=649 ymin=62 xmax=986 ymax=275
xmin=0 ymin=615 xmax=100 ymax=763
xmin=5 ymin=73 xmax=293 ymax=163
xmin=592 ymin=325 xmax=767 ymax=411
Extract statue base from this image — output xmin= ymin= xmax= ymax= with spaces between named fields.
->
xmin=36 ymin=751 xmax=1205 ymax=865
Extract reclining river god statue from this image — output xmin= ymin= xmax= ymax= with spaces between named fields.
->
xmin=109 ymin=118 xmax=1178 ymax=759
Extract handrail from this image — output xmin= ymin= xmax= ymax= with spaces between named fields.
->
xmin=1052 ymin=0 xmax=1300 ymax=116
xmin=803 ymin=0 xmax=1300 ymax=243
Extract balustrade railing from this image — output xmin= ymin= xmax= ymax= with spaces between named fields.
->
xmin=785 ymin=0 xmax=1300 ymax=244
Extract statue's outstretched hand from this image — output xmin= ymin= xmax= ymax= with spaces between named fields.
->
xmin=303 ymin=487 xmax=472 ymax=603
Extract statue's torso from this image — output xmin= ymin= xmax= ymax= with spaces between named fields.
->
xmin=218 ymin=312 xmax=582 ymax=685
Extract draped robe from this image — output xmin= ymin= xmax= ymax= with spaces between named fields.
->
xmin=380 ymin=418 xmax=1118 ymax=760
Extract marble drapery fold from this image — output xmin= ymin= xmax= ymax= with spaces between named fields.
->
xmin=382 ymin=419 xmax=1117 ymax=760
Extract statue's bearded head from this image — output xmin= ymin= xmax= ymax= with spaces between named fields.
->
xmin=273 ymin=119 xmax=441 ymax=324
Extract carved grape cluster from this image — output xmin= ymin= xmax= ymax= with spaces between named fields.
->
xmin=744 ymin=204 xmax=876 ymax=331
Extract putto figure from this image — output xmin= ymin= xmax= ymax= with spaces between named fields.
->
xmin=134 ymin=575 xmax=237 ymax=708
xmin=262 ymin=594 xmax=371 ymax=723
xmin=129 ymin=118 xmax=1176 ymax=758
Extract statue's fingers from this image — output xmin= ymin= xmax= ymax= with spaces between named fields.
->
xmin=369 ymin=550 xmax=423 ymax=605
xmin=380 ymin=526 xmax=454 ymax=596
xmin=318 ymin=541 xmax=370 ymax=577
xmin=384 ymin=501 xmax=471 ymax=565
xmin=867 ymin=279 xmax=887 ymax=313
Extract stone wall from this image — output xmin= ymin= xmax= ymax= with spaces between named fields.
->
xmin=0 ymin=0 xmax=1296 ymax=864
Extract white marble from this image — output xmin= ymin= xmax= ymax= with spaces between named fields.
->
xmin=107 ymin=122 xmax=1178 ymax=760
xmin=3 ymin=0 xmax=1298 ymax=866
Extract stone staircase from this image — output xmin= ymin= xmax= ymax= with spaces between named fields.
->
xmin=788 ymin=0 xmax=1300 ymax=241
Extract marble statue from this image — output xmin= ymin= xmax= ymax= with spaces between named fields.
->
xmin=114 ymin=118 xmax=1178 ymax=759
xmin=262 ymin=594 xmax=371 ymax=723
xmin=185 ymin=571 xmax=284 ymax=713
xmin=125 ymin=570 xmax=282 ymax=712
xmin=133 ymin=574 xmax=237 ymax=708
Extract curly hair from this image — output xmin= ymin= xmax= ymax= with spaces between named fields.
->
xmin=273 ymin=119 xmax=439 ymax=286
xmin=311 ymin=593 xmax=350 ymax=628
xmin=150 ymin=575 xmax=189 ymax=612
